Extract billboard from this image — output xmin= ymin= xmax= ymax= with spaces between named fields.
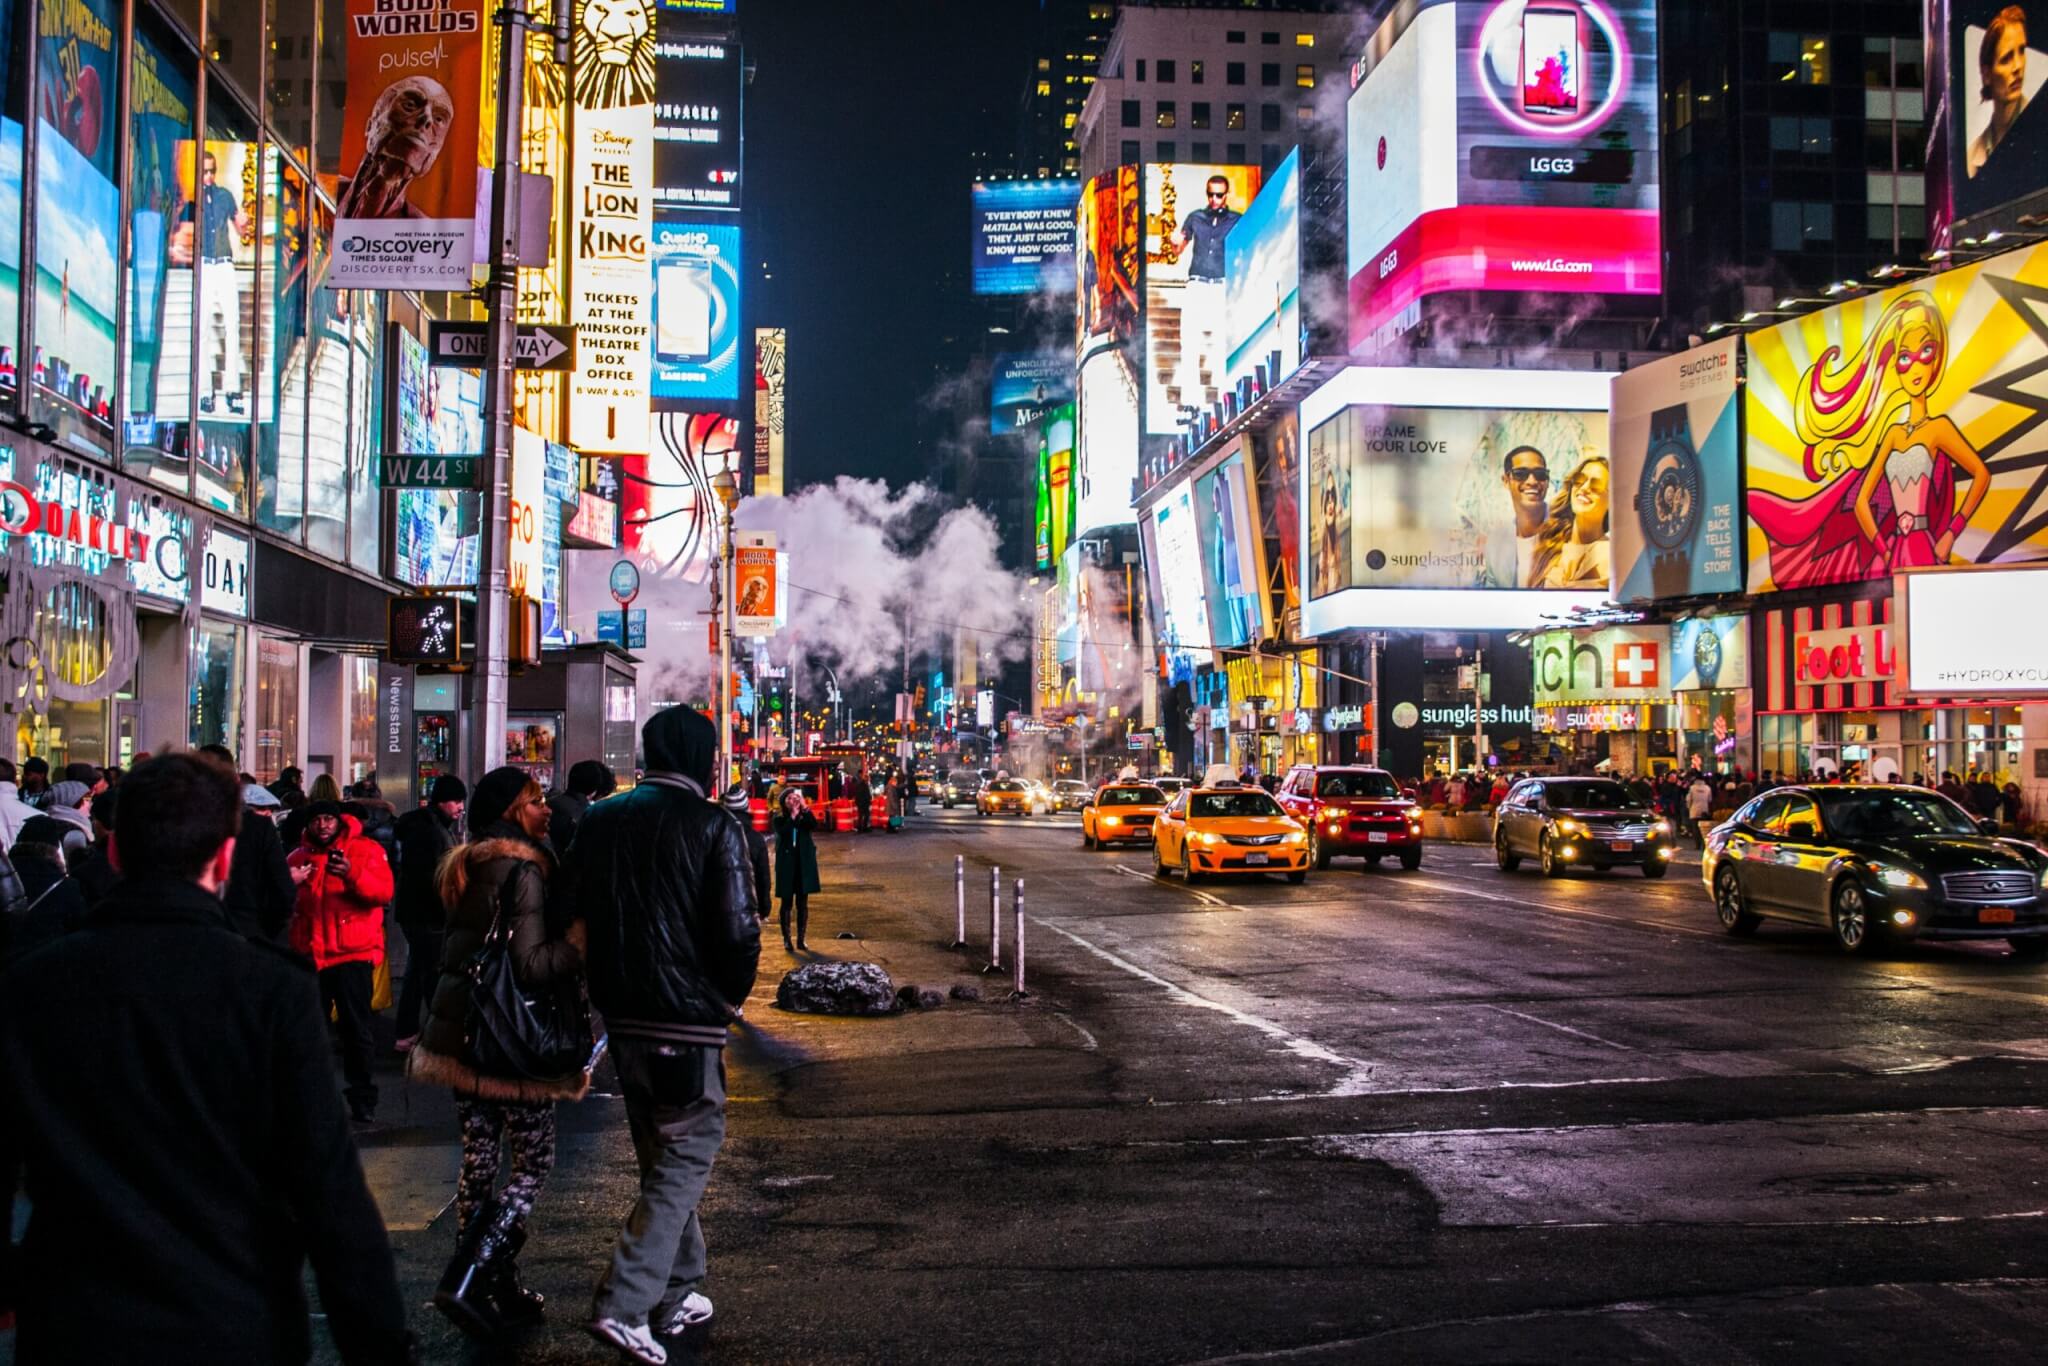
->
xmin=390 ymin=325 xmax=485 ymax=587
xmin=1145 ymin=485 xmax=1211 ymax=684
xmin=753 ymin=326 xmax=785 ymax=495
xmin=1299 ymin=366 xmax=1613 ymax=633
xmin=1609 ymin=337 xmax=1743 ymax=602
xmin=1744 ymin=244 xmax=2048 ymax=594
xmin=971 ymin=178 xmax=1081 ymax=295
xmin=569 ymin=0 xmax=657 ymax=453
xmin=1194 ymin=447 xmax=1266 ymax=649
xmin=1076 ymin=165 xmax=1140 ymax=358
xmin=618 ymin=411 xmax=742 ymax=584
xmin=992 ymin=353 xmax=1073 ymax=437
xmin=1039 ymin=403 xmax=1076 ymax=570
xmin=1140 ymin=162 xmax=1262 ymax=435
xmin=653 ymin=25 xmax=741 ymax=211
xmin=1948 ymin=0 xmax=2048 ymax=224
xmin=1898 ymin=565 xmax=2048 ymax=694
xmin=1076 ymin=346 xmax=1139 ymax=533
xmin=650 ymin=215 xmax=743 ymax=404
xmin=1346 ymin=0 xmax=1661 ymax=352
xmin=1224 ymin=149 xmax=1302 ymax=397
xmin=330 ymin=0 xmax=487 ymax=289
xmin=733 ymin=531 xmax=777 ymax=634
xmin=1257 ymin=409 xmax=1303 ymax=615
xmin=34 ymin=0 xmax=119 ymax=452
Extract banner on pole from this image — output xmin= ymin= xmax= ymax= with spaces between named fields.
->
xmin=329 ymin=0 xmax=489 ymax=289
xmin=733 ymin=531 xmax=778 ymax=635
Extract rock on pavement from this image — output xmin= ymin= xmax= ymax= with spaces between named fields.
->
xmin=777 ymin=961 xmax=900 ymax=1016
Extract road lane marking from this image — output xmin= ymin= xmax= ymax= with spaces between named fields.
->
xmin=1480 ymin=1003 xmax=1636 ymax=1052
xmin=1033 ymin=917 xmax=1377 ymax=1095
xmin=1110 ymin=860 xmax=1240 ymax=910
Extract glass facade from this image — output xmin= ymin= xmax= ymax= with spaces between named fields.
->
xmin=125 ymin=10 xmax=198 ymax=490
xmin=347 ymin=654 xmax=377 ymax=783
xmin=254 ymin=634 xmax=298 ymax=782
xmin=190 ymin=618 xmax=243 ymax=752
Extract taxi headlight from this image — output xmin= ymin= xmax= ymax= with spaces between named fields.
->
xmin=1651 ymin=820 xmax=1672 ymax=836
xmin=1555 ymin=819 xmax=1584 ymax=835
xmin=1195 ymin=831 xmax=1222 ymax=847
xmin=1873 ymin=863 xmax=1926 ymax=890
xmin=2040 ymin=866 xmax=2048 ymax=889
xmin=1101 ymin=815 xmax=1121 ymax=827
xmin=1284 ymin=830 xmax=1307 ymax=845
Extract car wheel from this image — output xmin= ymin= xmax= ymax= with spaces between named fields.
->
xmin=1153 ymin=841 xmax=1172 ymax=878
xmin=1310 ymin=828 xmax=1332 ymax=870
xmin=1399 ymin=847 xmax=1421 ymax=871
xmin=1831 ymin=879 xmax=1876 ymax=955
xmin=1286 ymin=869 xmax=1307 ymax=884
xmin=2010 ymin=937 xmax=2048 ymax=962
xmin=1640 ymin=860 xmax=1667 ymax=879
xmin=1714 ymin=867 xmax=1760 ymax=936
xmin=1539 ymin=833 xmax=1567 ymax=878
xmin=1182 ymin=843 xmax=1204 ymax=883
xmin=1082 ymin=827 xmax=1094 ymax=849
xmin=1495 ymin=830 xmax=1521 ymax=872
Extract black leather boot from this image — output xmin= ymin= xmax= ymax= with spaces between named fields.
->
xmin=489 ymin=1221 xmax=546 ymax=1327
xmin=432 ymin=1201 xmax=517 ymax=1342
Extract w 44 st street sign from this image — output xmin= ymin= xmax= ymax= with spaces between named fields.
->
xmin=426 ymin=322 xmax=577 ymax=372
xmin=380 ymin=455 xmax=480 ymax=490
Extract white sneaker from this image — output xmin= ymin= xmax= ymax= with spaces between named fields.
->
xmin=585 ymin=1317 xmax=668 ymax=1365
xmin=657 ymin=1291 xmax=714 ymax=1338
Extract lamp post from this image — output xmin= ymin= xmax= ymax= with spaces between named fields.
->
xmin=710 ymin=459 xmax=740 ymax=788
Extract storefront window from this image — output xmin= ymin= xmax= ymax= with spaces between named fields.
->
xmin=195 ymin=82 xmax=259 ymax=516
xmin=347 ymin=291 xmax=384 ymax=575
xmin=347 ymin=654 xmax=377 ymax=783
xmin=1758 ymin=712 xmax=1816 ymax=779
xmin=258 ymin=142 xmax=310 ymax=540
xmin=1908 ymin=706 xmax=2026 ymax=786
xmin=124 ymin=12 xmax=200 ymax=494
xmin=0 ymin=0 xmax=25 ymax=413
xmin=190 ymin=618 xmax=244 ymax=753
xmin=31 ymin=0 xmax=120 ymax=458
xmin=306 ymin=192 xmax=348 ymax=561
xmin=254 ymin=634 xmax=299 ymax=782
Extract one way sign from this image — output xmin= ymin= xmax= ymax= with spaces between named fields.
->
xmin=427 ymin=322 xmax=577 ymax=372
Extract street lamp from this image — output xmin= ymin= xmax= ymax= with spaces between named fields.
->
xmin=709 ymin=457 xmax=741 ymax=787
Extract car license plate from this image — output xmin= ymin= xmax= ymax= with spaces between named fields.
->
xmin=1244 ymin=852 xmax=1270 ymax=866
xmin=1368 ymin=832 xmax=1390 ymax=844
xmin=1979 ymin=907 xmax=2017 ymax=924
xmin=1609 ymin=840 xmax=1633 ymax=853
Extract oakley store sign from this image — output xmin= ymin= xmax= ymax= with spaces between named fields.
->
xmin=0 ymin=446 xmax=193 ymax=602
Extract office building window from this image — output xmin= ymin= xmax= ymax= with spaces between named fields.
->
xmin=1298 ymin=104 xmax=1315 ymax=126
xmin=1122 ymin=99 xmax=1141 ymax=127
xmin=1226 ymin=102 xmax=1247 ymax=130
xmin=1262 ymin=62 xmax=1281 ymax=86
xmin=1262 ymin=144 xmax=1285 ymax=173
xmin=1296 ymin=32 xmax=1315 ymax=47
xmin=1227 ymin=29 xmax=1245 ymax=43
xmin=1296 ymin=64 xmax=1316 ymax=88
xmin=1227 ymin=61 xmax=1245 ymax=84
xmin=1768 ymin=32 xmax=1831 ymax=84
xmin=1863 ymin=36 xmax=1923 ymax=89
xmin=1156 ymin=101 xmax=1177 ymax=128
xmin=1867 ymin=121 xmax=1927 ymax=171
xmin=1262 ymin=31 xmax=1280 ymax=44
xmin=1192 ymin=141 xmax=1211 ymax=162
xmin=1122 ymin=139 xmax=1141 ymax=163
xmin=1136 ymin=59 xmax=1146 ymax=80
xmin=1192 ymin=101 xmax=1211 ymax=129
xmin=1191 ymin=60 xmax=1204 ymax=84
xmin=1157 ymin=141 xmax=1176 ymax=161
xmin=1227 ymin=141 xmax=1247 ymax=162
xmin=1037 ymin=80 xmax=1051 ymax=97
xmin=1158 ymin=60 xmax=1175 ymax=83
xmin=1771 ymin=200 xmax=1834 ymax=250
xmin=1261 ymin=102 xmax=1282 ymax=131
xmin=1770 ymin=115 xmax=1832 ymax=154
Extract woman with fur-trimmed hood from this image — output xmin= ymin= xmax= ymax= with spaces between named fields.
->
xmin=408 ymin=765 xmax=588 ymax=1343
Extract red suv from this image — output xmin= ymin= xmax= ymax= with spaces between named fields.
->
xmin=1277 ymin=766 xmax=1424 ymax=870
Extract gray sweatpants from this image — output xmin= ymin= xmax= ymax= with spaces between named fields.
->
xmin=591 ymin=1039 xmax=729 ymax=1326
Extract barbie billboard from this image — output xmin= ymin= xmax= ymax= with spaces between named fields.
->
xmin=1744 ymin=244 xmax=2048 ymax=592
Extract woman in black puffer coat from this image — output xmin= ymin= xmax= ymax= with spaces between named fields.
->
xmin=407 ymin=766 xmax=587 ymax=1343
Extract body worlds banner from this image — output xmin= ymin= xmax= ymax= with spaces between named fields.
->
xmin=330 ymin=0 xmax=488 ymax=290
xmin=570 ymin=0 xmax=657 ymax=454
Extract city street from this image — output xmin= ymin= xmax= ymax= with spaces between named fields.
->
xmin=287 ymin=810 xmax=2048 ymax=1363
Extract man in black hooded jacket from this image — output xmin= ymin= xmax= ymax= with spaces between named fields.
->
xmin=568 ymin=705 xmax=759 ymax=1362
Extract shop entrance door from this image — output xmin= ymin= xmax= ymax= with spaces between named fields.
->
xmin=1812 ymin=742 xmax=1903 ymax=784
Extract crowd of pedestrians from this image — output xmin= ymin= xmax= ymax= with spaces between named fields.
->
xmin=0 ymin=704 xmax=765 ymax=1365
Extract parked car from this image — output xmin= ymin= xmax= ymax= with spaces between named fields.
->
xmin=1703 ymin=783 xmax=2048 ymax=958
xmin=1493 ymin=777 xmax=1678 ymax=878
xmin=1052 ymin=779 xmax=1093 ymax=812
xmin=1152 ymin=784 xmax=1309 ymax=883
xmin=1081 ymin=784 xmax=1167 ymax=848
xmin=941 ymin=772 xmax=985 ymax=808
xmin=1277 ymin=765 xmax=1423 ymax=870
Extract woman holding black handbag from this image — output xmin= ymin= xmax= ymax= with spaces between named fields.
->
xmin=409 ymin=766 xmax=590 ymax=1343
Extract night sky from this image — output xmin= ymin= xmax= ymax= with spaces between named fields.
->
xmin=742 ymin=0 xmax=1040 ymax=488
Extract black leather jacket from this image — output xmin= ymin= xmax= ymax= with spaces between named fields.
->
xmin=566 ymin=777 xmax=761 ymax=1047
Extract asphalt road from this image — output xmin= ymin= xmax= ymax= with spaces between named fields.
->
xmin=32 ymin=807 xmax=2048 ymax=1364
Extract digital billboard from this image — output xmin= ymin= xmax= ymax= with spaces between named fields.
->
xmin=992 ymin=353 xmax=1073 ymax=437
xmin=650 ymin=215 xmax=743 ymax=404
xmin=1948 ymin=0 xmax=2048 ymax=224
xmin=1609 ymin=337 xmax=1743 ymax=602
xmin=971 ymin=178 xmax=1080 ymax=295
xmin=1040 ymin=402 xmax=1076 ymax=569
xmin=1146 ymin=486 xmax=1211 ymax=684
xmin=390 ymin=325 xmax=484 ymax=588
xmin=653 ymin=25 xmax=742 ymax=211
xmin=1224 ymin=149 xmax=1301 ymax=397
xmin=1298 ymin=366 xmax=1613 ymax=633
xmin=1140 ymin=162 xmax=1262 ymax=435
xmin=1745 ymin=243 xmax=2048 ymax=593
xmin=1346 ymin=0 xmax=1661 ymax=353
xmin=1257 ymin=409 xmax=1302 ymax=615
xmin=1193 ymin=447 xmax=1266 ymax=649
xmin=753 ymin=326 xmax=785 ymax=495
xmin=1076 ymin=165 xmax=1140 ymax=358
xmin=1076 ymin=345 xmax=1140 ymax=534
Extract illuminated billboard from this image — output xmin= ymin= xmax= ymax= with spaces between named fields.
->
xmin=1948 ymin=0 xmax=2048 ymax=224
xmin=1224 ymin=149 xmax=1301 ymax=397
xmin=1299 ymin=366 xmax=1613 ymax=633
xmin=1346 ymin=0 xmax=1661 ymax=352
xmin=1745 ymin=243 xmax=2048 ymax=593
xmin=1140 ymin=162 xmax=1262 ymax=435
xmin=1076 ymin=345 xmax=1140 ymax=534
xmin=1193 ymin=446 xmax=1266 ymax=649
xmin=753 ymin=327 xmax=785 ymax=495
xmin=992 ymin=353 xmax=1073 ymax=437
xmin=1041 ymin=402 xmax=1076 ymax=569
xmin=1609 ymin=337 xmax=1743 ymax=601
xmin=653 ymin=24 xmax=742 ymax=211
xmin=972 ymin=179 xmax=1081 ymax=295
xmin=650 ymin=215 xmax=743 ymax=404
xmin=1076 ymin=166 xmax=1140 ymax=358
xmin=390 ymin=325 xmax=484 ymax=588
xmin=1146 ymin=486 xmax=1212 ymax=684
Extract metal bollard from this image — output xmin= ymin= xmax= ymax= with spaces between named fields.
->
xmin=1011 ymin=877 xmax=1027 ymax=998
xmin=988 ymin=865 xmax=1003 ymax=969
xmin=952 ymin=854 xmax=966 ymax=947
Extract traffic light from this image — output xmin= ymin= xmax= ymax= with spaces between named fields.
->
xmin=509 ymin=594 xmax=543 ymax=670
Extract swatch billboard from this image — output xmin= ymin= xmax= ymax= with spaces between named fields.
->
xmin=1744 ymin=242 xmax=2048 ymax=594
xmin=1346 ymin=0 xmax=1661 ymax=353
xmin=1609 ymin=336 xmax=1743 ymax=602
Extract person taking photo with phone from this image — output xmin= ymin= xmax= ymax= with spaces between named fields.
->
xmin=287 ymin=799 xmax=396 ymax=1124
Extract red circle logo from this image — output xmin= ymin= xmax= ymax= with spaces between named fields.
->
xmin=1377 ymin=136 xmax=1388 ymax=170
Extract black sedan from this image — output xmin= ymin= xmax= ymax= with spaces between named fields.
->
xmin=1703 ymin=784 xmax=2048 ymax=958
xmin=1493 ymin=777 xmax=1680 ymax=878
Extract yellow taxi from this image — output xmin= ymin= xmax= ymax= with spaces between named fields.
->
xmin=1081 ymin=783 xmax=1168 ymax=848
xmin=978 ymin=778 xmax=1037 ymax=816
xmin=1152 ymin=783 xmax=1310 ymax=883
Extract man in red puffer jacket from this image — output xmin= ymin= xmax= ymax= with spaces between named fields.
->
xmin=289 ymin=799 xmax=396 ymax=1123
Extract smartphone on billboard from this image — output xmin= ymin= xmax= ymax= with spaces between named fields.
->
xmin=656 ymin=260 xmax=714 ymax=361
xmin=1521 ymin=5 xmax=1580 ymax=116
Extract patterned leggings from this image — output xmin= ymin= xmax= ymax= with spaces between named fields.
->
xmin=456 ymin=1100 xmax=557 ymax=1233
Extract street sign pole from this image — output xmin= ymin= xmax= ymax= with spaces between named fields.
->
xmin=469 ymin=0 xmax=527 ymax=789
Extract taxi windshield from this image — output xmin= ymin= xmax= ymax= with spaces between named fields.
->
xmin=988 ymin=780 xmax=1027 ymax=793
xmin=1100 ymin=786 xmax=1165 ymax=806
xmin=1192 ymin=791 xmax=1284 ymax=819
